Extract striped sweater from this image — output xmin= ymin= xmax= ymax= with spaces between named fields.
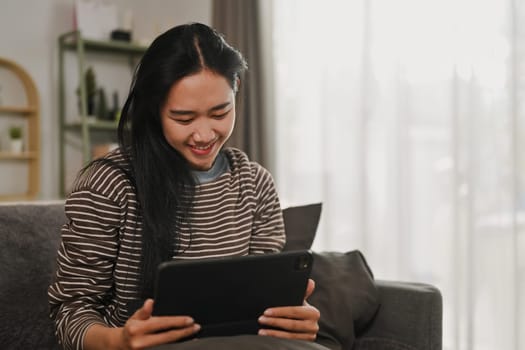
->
xmin=48 ymin=147 xmax=286 ymax=350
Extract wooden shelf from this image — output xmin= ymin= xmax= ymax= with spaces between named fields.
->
xmin=58 ymin=30 xmax=143 ymax=196
xmin=0 ymin=151 xmax=38 ymax=160
xmin=0 ymin=106 xmax=37 ymax=115
xmin=60 ymin=31 xmax=148 ymax=55
xmin=0 ymin=56 xmax=40 ymax=200
xmin=64 ymin=120 xmax=119 ymax=131
xmin=0 ymin=194 xmax=36 ymax=201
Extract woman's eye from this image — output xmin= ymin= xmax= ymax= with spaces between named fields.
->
xmin=212 ymin=111 xmax=229 ymax=120
xmin=174 ymin=118 xmax=193 ymax=125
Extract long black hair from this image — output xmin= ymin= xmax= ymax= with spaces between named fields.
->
xmin=117 ymin=23 xmax=247 ymax=298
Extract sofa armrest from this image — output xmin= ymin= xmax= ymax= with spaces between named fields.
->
xmin=354 ymin=280 xmax=442 ymax=350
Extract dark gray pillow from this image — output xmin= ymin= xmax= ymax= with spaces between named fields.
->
xmin=282 ymin=203 xmax=322 ymax=251
xmin=308 ymin=251 xmax=380 ymax=350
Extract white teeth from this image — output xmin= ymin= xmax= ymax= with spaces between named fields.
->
xmin=192 ymin=138 xmax=217 ymax=150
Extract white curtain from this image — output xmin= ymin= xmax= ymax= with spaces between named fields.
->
xmin=271 ymin=0 xmax=524 ymax=349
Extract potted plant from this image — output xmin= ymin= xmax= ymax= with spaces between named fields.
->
xmin=8 ymin=126 xmax=23 ymax=153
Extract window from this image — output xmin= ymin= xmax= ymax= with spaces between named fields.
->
xmin=272 ymin=1 xmax=525 ymax=349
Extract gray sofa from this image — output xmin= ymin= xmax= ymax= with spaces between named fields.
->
xmin=0 ymin=202 xmax=442 ymax=350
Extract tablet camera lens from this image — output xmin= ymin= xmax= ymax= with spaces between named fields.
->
xmin=295 ymin=256 xmax=310 ymax=270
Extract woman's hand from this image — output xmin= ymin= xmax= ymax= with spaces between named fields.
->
xmin=84 ymin=299 xmax=200 ymax=350
xmin=257 ymin=279 xmax=320 ymax=341
xmin=115 ymin=299 xmax=200 ymax=350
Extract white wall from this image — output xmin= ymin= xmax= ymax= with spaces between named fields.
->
xmin=0 ymin=0 xmax=212 ymax=199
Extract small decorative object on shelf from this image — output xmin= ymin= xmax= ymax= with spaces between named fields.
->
xmin=96 ymin=87 xmax=109 ymax=120
xmin=111 ymin=90 xmax=120 ymax=121
xmin=85 ymin=67 xmax=97 ymax=114
xmin=8 ymin=126 xmax=23 ymax=153
xmin=77 ymin=66 xmax=98 ymax=116
xmin=111 ymin=29 xmax=132 ymax=42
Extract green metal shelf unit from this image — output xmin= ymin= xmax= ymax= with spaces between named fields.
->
xmin=58 ymin=31 xmax=147 ymax=196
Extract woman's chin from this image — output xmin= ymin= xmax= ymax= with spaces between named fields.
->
xmin=190 ymin=163 xmax=213 ymax=171
xmin=187 ymin=156 xmax=215 ymax=171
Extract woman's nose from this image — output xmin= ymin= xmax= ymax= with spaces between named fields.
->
xmin=192 ymin=123 xmax=216 ymax=143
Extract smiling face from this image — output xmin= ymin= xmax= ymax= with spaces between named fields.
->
xmin=160 ymin=69 xmax=236 ymax=170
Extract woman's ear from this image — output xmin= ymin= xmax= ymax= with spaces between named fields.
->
xmin=234 ymin=77 xmax=241 ymax=93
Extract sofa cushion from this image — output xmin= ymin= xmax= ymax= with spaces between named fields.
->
xmin=308 ymin=251 xmax=380 ymax=350
xmin=282 ymin=203 xmax=322 ymax=251
xmin=353 ymin=337 xmax=417 ymax=350
xmin=0 ymin=202 xmax=65 ymax=349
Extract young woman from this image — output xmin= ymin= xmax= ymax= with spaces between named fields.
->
xmin=48 ymin=23 xmax=321 ymax=350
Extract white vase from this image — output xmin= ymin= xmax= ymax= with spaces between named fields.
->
xmin=10 ymin=138 xmax=23 ymax=153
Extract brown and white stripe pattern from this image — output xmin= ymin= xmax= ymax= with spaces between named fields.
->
xmin=48 ymin=147 xmax=285 ymax=350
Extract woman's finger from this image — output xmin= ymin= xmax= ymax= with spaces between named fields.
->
xmin=127 ymin=315 xmax=196 ymax=336
xmin=304 ymin=279 xmax=315 ymax=300
xmin=262 ymin=304 xmax=320 ymax=320
xmin=130 ymin=299 xmax=154 ymax=321
xmin=259 ymin=314 xmax=319 ymax=333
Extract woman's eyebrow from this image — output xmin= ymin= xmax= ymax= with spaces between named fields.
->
xmin=169 ymin=102 xmax=231 ymax=116
xmin=169 ymin=109 xmax=195 ymax=116
xmin=208 ymin=102 xmax=231 ymax=112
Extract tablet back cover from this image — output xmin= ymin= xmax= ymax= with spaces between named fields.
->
xmin=152 ymin=250 xmax=313 ymax=337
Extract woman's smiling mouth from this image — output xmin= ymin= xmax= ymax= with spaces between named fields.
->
xmin=189 ymin=138 xmax=218 ymax=155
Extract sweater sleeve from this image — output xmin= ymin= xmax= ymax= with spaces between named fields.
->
xmin=249 ymin=164 xmax=286 ymax=254
xmin=48 ymin=189 xmax=122 ymax=350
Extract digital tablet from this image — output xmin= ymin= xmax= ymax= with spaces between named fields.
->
xmin=152 ymin=250 xmax=313 ymax=337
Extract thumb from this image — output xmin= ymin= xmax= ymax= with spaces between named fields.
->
xmin=304 ymin=278 xmax=315 ymax=300
xmin=131 ymin=298 xmax=154 ymax=320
